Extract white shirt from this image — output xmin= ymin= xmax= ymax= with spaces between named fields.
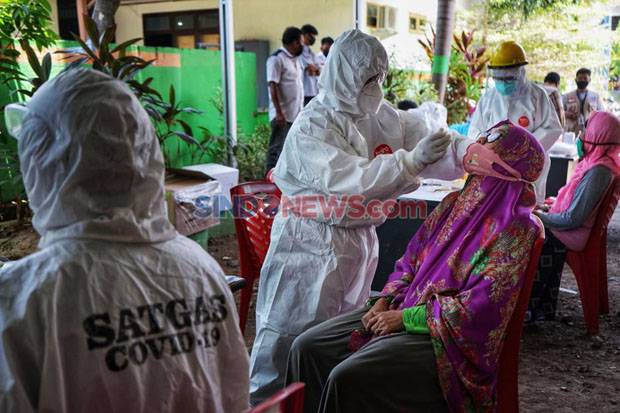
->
xmin=315 ymin=51 xmax=327 ymax=70
xmin=301 ymin=45 xmax=319 ymax=97
xmin=267 ymin=48 xmax=304 ymax=122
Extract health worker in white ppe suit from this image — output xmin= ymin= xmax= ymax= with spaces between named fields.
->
xmin=249 ymin=29 xmax=473 ymax=404
xmin=0 ymin=69 xmax=249 ymax=412
xmin=468 ymin=40 xmax=563 ymax=203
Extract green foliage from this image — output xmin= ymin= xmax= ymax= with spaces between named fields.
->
xmin=60 ymin=15 xmax=152 ymax=82
xmin=383 ymin=61 xmax=412 ymax=104
xmin=419 ymin=29 xmax=485 ymax=124
xmin=2 ymin=40 xmax=52 ymax=98
xmin=484 ymin=1 xmax=611 ymax=94
xmin=143 ymin=85 xmax=204 ymax=154
xmin=409 ymin=80 xmax=439 ymax=105
xmin=0 ymin=141 xmax=24 ymax=201
xmin=60 ymin=14 xmax=210 ymax=167
xmin=0 ymin=0 xmax=56 ymax=213
xmin=0 ymin=0 xmax=56 ymax=98
xmin=234 ymin=124 xmax=270 ymax=182
xmin=488 ymin=0 xmax=585 ymax=20
xmin=609 ymin=30 xmax=620 ymax=91
xmin=0 ymin=0 xmax=56 ymax=50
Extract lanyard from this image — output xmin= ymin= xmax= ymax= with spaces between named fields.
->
xmin=577 ymin=91 xmax=588 ymax=117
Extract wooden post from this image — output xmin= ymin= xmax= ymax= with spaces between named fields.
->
xmin=76 ymin=0 xmax=88 ymax=41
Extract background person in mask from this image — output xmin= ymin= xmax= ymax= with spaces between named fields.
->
xmin=266 ymin=26 xmax=304 ymax=170
xmin=468 ymin=40 xmax=563 ymax=203
xmin=543 ymin=71 xmax=566 ymax=129
xmin=301 ymin=24 xmax=321 ymax=106
xmin=563 ymin=67 xmax=605 ymax=137
xmin=315 ymin=36 xmax=334 ymax=71
xmin=0 ymin=69 xmax=249 ymax=412
xmin=249 ymin=29 xmax=470 ymax=405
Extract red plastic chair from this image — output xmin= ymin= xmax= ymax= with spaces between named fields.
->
xmin=565 ymin=176 xmax=620 ymax=335
xmin=497 ymin=228 xmax=545 ymax=413
xmin=231 ymin=181 xmax=281 ymax=333
xmin=249 ymin=383 xmax=305 ymax=413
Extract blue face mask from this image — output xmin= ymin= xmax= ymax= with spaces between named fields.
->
xmin=495 ymin=79 xmax=517 ymax=96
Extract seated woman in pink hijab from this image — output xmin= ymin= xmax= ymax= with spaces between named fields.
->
xmin=286 ymin=121 xmax=544 ymax=413
xmin=528 ymin=111 xmax=620 ymax=322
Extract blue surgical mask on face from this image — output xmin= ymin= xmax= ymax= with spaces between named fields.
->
xmin=495 ymin=79 xmax=517 ymax=96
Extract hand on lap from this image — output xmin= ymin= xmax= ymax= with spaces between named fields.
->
xmin=362 ymin=297 xmax=389 ymax=330
xmin=369 ymin=310 xmax=404 ymax=336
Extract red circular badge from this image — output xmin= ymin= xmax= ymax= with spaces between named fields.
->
xmin=373 ymin=144 xmax=393 ymax=157
xmin=518 ymin=116 xmax=530 ymax=128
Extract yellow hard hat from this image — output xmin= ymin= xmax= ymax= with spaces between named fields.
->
xmin=488 ymin=41 xmax=528 ymax=69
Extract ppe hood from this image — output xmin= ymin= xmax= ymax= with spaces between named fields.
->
xmin=315 ymin=30 xmax=388 ymax=117
xmin=19 ymin=69 xmax=176 ymax=247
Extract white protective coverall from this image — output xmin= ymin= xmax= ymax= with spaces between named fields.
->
xmin=249 ymin=30 xmax=472 ymax=403
xmin=0 ymin=69 xmax=249 ymax=413
xmin=468 ymin=66 xmax=563 ymax=202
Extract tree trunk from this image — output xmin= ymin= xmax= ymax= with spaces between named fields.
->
xmin=432 ymin=0 xmax=456 ymax=104
xmin=92 ymin=0 xmax=121 ymax=35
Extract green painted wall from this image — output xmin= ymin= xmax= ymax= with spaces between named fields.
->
xmin=0 ymin=42 xmax=258 ymax=201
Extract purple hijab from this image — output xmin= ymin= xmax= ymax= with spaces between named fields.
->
xmin=381 ymin=121 xmax=544 ymax=412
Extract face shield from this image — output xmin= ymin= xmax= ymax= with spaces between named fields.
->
xmin=490 ymin=67 xmax=525 ymax=97
xmin=4 ymin=103 xmax=28 ymax=139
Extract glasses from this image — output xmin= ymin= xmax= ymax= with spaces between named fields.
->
xmin=4 ymin=103 xmax=28 ymax=140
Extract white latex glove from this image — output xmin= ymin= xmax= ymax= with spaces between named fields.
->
xmin=404 ymin=128 xmax=452 ymax=175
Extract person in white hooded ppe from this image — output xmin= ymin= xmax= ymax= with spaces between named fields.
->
xmin=0 ymin=69 xmax=249 ymax=412
xmin=249 ymin=30 xmax=473 ymax=404
xmin=468 ymin=40 xmax=563 ymax=203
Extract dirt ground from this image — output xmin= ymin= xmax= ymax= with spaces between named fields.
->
xmin=1 ymin=212 xmax=619 ymax=412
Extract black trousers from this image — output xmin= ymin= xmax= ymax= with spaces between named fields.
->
xmin=286 ymin=308 xmax=448 ymax=413
xmin=266 ymin=120 xmax=292 ymax=171
xmin=528 ymin=231 xmax=567 ymax=321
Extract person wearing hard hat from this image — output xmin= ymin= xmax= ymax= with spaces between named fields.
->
xmin=468 ymin=40 xmax=563 ymax=203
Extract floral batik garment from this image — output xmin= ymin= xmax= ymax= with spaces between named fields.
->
xmin=380 ymin=120 xmax=545 ymax=412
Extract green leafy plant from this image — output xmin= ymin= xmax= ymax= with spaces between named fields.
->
xmin=488 ymin=0 xmax=585 ymax=20
xmin=60 ymin=14 xmax=208 ymax=167
xmin=383 ymin=52 xmax=413 ymax=104
xmin=419 ymin=29 xmax=485 ymax=124
xmin=190 ymin=130 xmax=228 ymax=166
xmin=143 ymin=85 xmax=206 ymax=166
xmin=0 ymin=0 xmax=56 ymax=98
xmin=452 ymin=31 xmax=488 ymax=83
xmin=234 ymin=124 xmax=270 ymax=182
xmin=0 ymin=0 xmax=56 ymax=50
xmin=483 ymin=1 xmax=609 ymax=93
xmin=60 ymin=15 xmax=152 ymax=83
xmin=409 ymin=80 xmax=439 ymax=104
xmin=0 ymin=141 xmax=28 ymax=222
xmin=0 ymin=0 xmax=56 ymax=221
xmin=1 ymin=40 xmax=53 ymax=98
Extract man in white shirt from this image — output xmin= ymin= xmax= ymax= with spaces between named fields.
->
xmin=301 ymin=24 xmax=320 ymax=106
xmin=315 ymin=36 xmax=334 ymax=71
xmin=266 ymin=26 xmax=304 ymax=170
